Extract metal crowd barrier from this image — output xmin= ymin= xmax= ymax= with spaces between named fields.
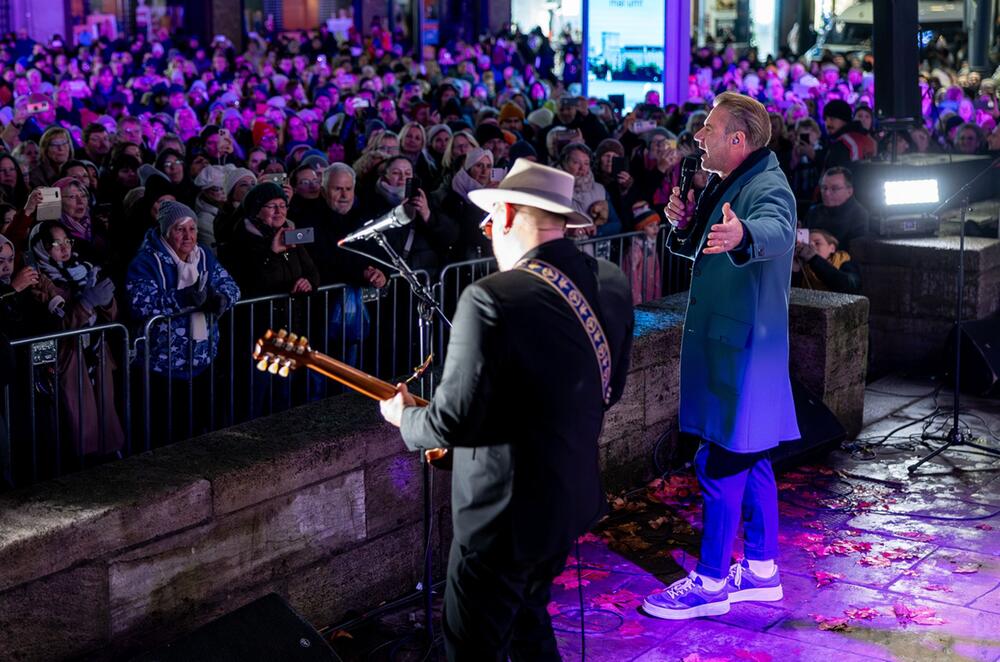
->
xmin=1 ymin=228 xmax=695 ymax=490
xmin=433 ymin=228 xmax=692 ymax=358
xmin=2 ymin=323 xmax=131 ymax=489
xmin=130 ymin=271 xmax=430 ymax=451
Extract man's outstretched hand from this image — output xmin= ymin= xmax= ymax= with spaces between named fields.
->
xmin=704 ymin=202 xmax=745 ymax=254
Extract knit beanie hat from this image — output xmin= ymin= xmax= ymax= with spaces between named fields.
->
xmin=194 ymin=164 xmax=228 ymax=190
xmin=224 ymin=167 xmax=257 ymax=198
xmin=158 ymin=200 xmax=197 ymax=236
xmin=526 ymin=108 xmax=554 ymax=129
xmin=427 ymin=123 xmax=452 ymax=144
xmin=242 ymin=182 xmax=287 ymax=220
xmin=252 ymin=120 xmax=278 ymax=146
xmin=823 ymin=99 xmax=853 ymax=123
xmin=499 ymin=102 xmax=526 ymax=122
xmin=508 ymin=140 xmax=538 ymax=162
xmin=138 ymin=164 xmax=166 ymax=187
xmin=595 ymin=138 xmax=625 ymax=160
xmin=474 ymin=123 xmax=504 ymax=146
xmin=462 ymin=147 xmax=493 ymax=172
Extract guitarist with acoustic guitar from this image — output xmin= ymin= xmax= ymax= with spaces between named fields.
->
xmin=378 ymin=160 xmax=634 ymax=661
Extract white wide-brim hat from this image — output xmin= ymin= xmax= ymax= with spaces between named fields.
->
xmin=468 ymin=158 xmax=594 ymax=228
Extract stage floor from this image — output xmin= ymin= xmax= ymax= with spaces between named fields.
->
xmin=329 ymin=375 xmax=1000 ymax=661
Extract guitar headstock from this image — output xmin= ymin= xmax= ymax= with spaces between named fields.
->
xmin=253 ymin=329 xmax=312 ymax=377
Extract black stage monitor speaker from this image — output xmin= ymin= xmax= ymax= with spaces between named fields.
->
xmin=132 ymin=593 xmax=342 ymax=662
xmin=771 ymin=377 xmax=847 ymax=469
xmin=945 ymin=318 xmax=1000 ymax=396
xmin=873 ymin=0 xmax=921 ymax=123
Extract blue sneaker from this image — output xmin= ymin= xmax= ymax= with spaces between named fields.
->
xmin=642 ymin=573 xmax=731 ymax=620
xmin=725 ymin=560 xmax=783 ymax=603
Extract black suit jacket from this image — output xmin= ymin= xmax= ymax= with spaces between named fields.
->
xmin=401 ymin=238 xmax=634 ymax=561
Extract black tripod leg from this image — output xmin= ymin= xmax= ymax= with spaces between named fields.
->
xmin=908 ymin=441 xmax=954 ymax=473
xmin=962 ymin=440 xmax=1000 ymax=456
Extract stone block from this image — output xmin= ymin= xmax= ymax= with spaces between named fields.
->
xmin=365 ymin=452 xmax=424 ymax=539
xmin=0 ymin=564 xmax=109 ymax=662
xmin=599 ymin=365 xmax=645 ymax=446
xmin=644 ymin=363 xmax=680 ymax=428
xmin=286 ymin=521 xmax=426 ymax=628
xmin=0 ymin=460 xmax=210 ymax=593
xmin=145 ymin=394 xmax=385 ymax=516
xmin=107 ymin=470 xmax=365 ymax=640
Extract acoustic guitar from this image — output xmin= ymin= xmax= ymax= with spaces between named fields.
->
xmin=253 ymin=329 xmax=449 ymax=464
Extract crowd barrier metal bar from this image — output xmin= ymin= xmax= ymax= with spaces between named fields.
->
xmin=4 ymin=322 xmax=130 ymax=488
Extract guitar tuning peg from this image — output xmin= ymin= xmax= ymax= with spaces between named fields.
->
xmin=277 ymin=329 xmax=288 ymax=339
xmin=252 ymin=341 xmax=262 ymax=359
xmin=287 ymin=332 xmax=299 ymax=345
xmin=278 ymin=359 xmax=291 ymax=378
xmin=255 ymin=357 xmax=269 ymax=372
xmin=298 ymin=336 xmax=309 ymax=350
xmin=267 ymin=360 xmax=280 ymax=375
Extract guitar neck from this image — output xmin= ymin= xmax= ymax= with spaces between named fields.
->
xmin=305 ymin=350 xmax=429 ymax=407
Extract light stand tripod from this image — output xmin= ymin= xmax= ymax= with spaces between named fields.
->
xmin=909 ymin=155 xmax=1000 ymax=473
xmin=371 ymin=232 xmax=451 ymax=654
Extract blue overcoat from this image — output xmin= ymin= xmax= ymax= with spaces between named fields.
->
xmin=668 ymin=151 xmax=800 ymax=452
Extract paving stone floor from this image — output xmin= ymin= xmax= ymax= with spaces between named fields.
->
xmin=328 ymin=375 xmax=1000 ymax=661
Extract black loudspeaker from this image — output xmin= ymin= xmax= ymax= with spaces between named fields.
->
xmin=771 ymin=378 xmax=847 ymax=468
xmin=872 ymin=0 xmax=921 ymax=123
xmin=945 ymin=318 xmax=1000 ymax=396
xmin=132 ymin=593 xmax=342 ymax=662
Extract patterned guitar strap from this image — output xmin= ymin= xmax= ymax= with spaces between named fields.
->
xmin=517 ymin=259 xmax=612 ymax=406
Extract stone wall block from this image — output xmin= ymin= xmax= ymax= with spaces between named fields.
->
xmin=599 ymin=366 xmax=645 ymax=446
xmin=0 ymin=564 xmax=109 ymax=662
xmin=644 ymin=363 xmax=681 ymax=428
xmin=107 ymin=470 xmax=366 ymax=640
xmin=0 ymin=463 xmax=210 ymax=593
xmin=286 ymin=521 xmax=425 ymax=629
xmin=365 ymin=452 xmax=424 ymax=539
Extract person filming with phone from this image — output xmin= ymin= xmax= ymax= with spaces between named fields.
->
xmin=360 ymin=155 xmax=454 ymax=280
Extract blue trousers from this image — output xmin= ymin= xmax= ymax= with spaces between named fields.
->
xmin=694 ymin=441 xmax=779 ymax=580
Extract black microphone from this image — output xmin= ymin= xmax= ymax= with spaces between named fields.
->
xmin=338 ymin=204 xmax=414 ymax=245
xmin=679 ymin=155 xmax=700 ymax=200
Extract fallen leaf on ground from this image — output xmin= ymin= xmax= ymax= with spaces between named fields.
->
xmin=733 ymin=650 xmax=772 ymax=662
xmin=899 ymin=569 xmax=919 ymax=576
xmin=591 ymin=589 xmax=643 ymax=615
xmin=844 ymin=607 xmax=881 ymax=620
xmin=859 ymin=555 xmax=892 ymax=568
xmin=975 ymin=523 xmax=994 ymax=531
xmin=953 ymin=563 xmax=981 ymax=574
xmin=894 ymin=602 xmax=947 ymax=626
xmin=881 ymin=548 xmax=921 ymax=561
xmin=546 ymin=602 xmax=560 ymax=616
xmin=814 ymin=570 xmax=843 ymax=587
xmin=576 ymin=532 xmax=602 ymax=544
xmin=923 ymin=584 xmax=953 ymax=592
xmin=897 ymin=531 xmax=935 ymax=542
xmin=811 ymin=613 xmax=852 ymax=631
xmin=617 ymin=621 xmax=645 ymax=637
xmin=551 ymin=568 xmax=609 ymax=590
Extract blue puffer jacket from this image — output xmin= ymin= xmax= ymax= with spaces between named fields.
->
xmin=127 ymin=228 xmax=241 ymax=379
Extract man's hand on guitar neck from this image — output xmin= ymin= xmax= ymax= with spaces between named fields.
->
xmin=379 ymin=382 xmax=417 ymax=428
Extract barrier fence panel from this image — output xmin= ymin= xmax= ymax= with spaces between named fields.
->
xmin=129 ymin=272 xmax=430 ymax=451
xmin=2 ymin=323 xmax=130 ymax=489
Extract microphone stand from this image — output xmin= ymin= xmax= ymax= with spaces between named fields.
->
xmin=909 ymin=155 xmax=1000 ymax=473
xmin=369 ymin=231 xmax=451 ymax=655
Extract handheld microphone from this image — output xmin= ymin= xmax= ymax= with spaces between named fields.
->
xmin=679 ymin=155 xmax=700 ymax=200
xmin=338 ymin=204 xmax=414 ymax=245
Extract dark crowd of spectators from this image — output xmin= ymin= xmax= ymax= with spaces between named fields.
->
xmin=0 ymin=20 xmax=998 ymax=469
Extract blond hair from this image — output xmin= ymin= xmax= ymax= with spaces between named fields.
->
xmin=713 ymin=92 xmax=771 ymax=150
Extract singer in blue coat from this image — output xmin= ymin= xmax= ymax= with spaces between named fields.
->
xmin=643 ymin=93 xmax=800 ymax=622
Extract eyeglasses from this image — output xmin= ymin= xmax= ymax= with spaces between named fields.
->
xmin=49 ymin=140 xmax=70 ymax=148
xmin=162 ymin=160 xmax=181 ymax=168
xmin=49 ymin=238 xmax=74 ymax=248
xmin=297 ymin=180 xmax=319 ymax=187
xmin=262 ymin=202 xmax=288 ymax=212
xmin=63 ymin=194 xmax=87 ymax=201
xmin=480 ymin=217 xmax=493 ymax=240
xmin=820 ymin=185 xmax=847 ymax=193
